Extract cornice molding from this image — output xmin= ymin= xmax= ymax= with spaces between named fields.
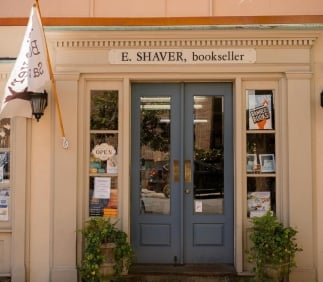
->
xmin=54 ymin=37 xmax=316 ymax=49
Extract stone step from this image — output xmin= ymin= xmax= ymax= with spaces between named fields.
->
xmin=115 ymin=264 xmax=253 ymax=282
xmin=121 ymin=274 xmax=250 ymax=282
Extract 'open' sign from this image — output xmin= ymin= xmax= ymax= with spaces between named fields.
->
xmin=92 ymin=143 xmax=116 ymax=161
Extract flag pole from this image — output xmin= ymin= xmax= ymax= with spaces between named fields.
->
xmin=34 ymin=0 xmax=69 ymax=149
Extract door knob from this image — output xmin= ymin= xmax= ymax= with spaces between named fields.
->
xmin=185 ymin=188 xmax=191 ymax=194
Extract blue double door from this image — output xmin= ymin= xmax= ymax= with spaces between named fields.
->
xmin=131 ymin=82 xmax=233 ymax=264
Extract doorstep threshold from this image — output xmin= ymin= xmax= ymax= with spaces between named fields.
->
xmin=128 ymin=263 xmax=236 ymax=276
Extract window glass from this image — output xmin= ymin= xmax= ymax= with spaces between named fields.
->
xmin=139 ymin=96 xmax=171 ymax=214
xmin=194 ymin=96 xmax=224 ymax=214
xmin=246 ymin=90 xmax=276 ymax=218
xmin=89 ymin=91 xmax=118 ymax=218
xmin=0 ymin=118 xmax=10 ymax=222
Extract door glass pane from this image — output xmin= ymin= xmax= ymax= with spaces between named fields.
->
xmin=140 ymin=97 xmax=170 ymax=214
xmin=193 ymin=96 xmax=224 ymax=214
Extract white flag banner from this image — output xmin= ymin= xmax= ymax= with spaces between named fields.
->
xmin=0 ymin=4 xmax=50 ymax=119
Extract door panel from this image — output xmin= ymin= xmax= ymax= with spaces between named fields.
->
xmin=131 ymin=83 xmax=181 ymax=263
xmin=131 ymin=82 xmax=233 ymax=264
xmin=183 ymin=83 xmax=233 ymax=263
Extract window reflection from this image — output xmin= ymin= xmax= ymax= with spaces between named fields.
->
xmin=193 ymin=96 xmax=224 ymax=214
xmin=140 ymin=97 xmax=170 ymax=214
xmin=90 ymin=90 xmax=118 ymax=130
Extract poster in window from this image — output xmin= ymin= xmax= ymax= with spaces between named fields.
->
xmin=0 ymin=189 xmax=9 ymax=221
xmin=248 ymin=91 xmax=273 ymax=130
xmin=247 ymin=191 xmax=271 ymax=217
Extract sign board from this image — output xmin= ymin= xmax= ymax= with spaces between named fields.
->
xmin=92 ymin=143 xmax=116 ymax=161
xmin=108 ymin=49 xmax=256 ymax=64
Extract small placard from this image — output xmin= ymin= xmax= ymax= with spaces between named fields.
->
xmin=195 ymin=200 xmax=203 ymax=213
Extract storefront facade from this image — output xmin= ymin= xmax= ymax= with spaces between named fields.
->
xmin=1 ymin=11 xmax=323 ymax=282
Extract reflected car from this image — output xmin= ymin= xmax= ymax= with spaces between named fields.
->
xmin=194 ymin=160 xmax=224 ymax=199
xmin=147 ymin=162 xmax=170 ymax=197
xmin=146 ymin=160 xmax=223 ymax=199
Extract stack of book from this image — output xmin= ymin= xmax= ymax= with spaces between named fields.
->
xmin=104 ymin=208 xmax=118 ymax=217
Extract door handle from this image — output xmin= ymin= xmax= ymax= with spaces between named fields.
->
xmin=185 ymin=160 xmax=192 ymax=183
xmin=173 ymin=160 xmax=179 ymax=182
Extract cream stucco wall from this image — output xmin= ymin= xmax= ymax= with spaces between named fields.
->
xmin=0 ymin=0 xmax=323 ymax=17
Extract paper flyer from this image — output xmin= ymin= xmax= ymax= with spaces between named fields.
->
xmin=93 ymin=177 xmax=111 ymax=199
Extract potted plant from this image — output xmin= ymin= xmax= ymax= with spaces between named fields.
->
xmin=248 ymin=211 xmax=302 ymax=281
xmin=79 ymin=217 xmax=134 ymax=282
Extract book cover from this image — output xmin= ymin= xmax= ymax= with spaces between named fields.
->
xmin=248 ymin=93 xmax=273 ymax=130
xmin=247 ymin=191 xmax=271 ymax=217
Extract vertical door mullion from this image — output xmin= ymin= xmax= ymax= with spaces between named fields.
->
xmin=178 ymin=83 xmax=185 ymax=264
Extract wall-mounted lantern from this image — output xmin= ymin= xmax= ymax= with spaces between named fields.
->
xmin=30 ymin=90 xmax=48 ymax=122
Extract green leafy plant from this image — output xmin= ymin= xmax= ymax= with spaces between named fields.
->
xmin=195 ymin=148 xmax=223 ymax=162
xmin=140 ymin=109 xmax=170 ymax=152
xmin=79 ymin=217 xmax=134 ymax=282
xmin=248 ymin=211 xmax=302 ymax=280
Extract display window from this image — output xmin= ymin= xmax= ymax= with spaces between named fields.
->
xmin=0 ymin=118 xmax=10 ymax=223
xmin=88 ymin=90 xmax=119 ymax=218
xmin=245 ymin=89 xmax=276 ymax=218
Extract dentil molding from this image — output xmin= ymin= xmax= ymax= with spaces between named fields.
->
xmin=53 ymin=37 xmax=316 ymax=49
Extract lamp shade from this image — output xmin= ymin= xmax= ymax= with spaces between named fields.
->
xmin=30 ymin=90 xmax=48 ymax=122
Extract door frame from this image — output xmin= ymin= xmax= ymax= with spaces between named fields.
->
xmin=130 ymin=82 xmax=234 ymax=264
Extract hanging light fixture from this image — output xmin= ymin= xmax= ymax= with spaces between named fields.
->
xmin=30 ymin=90 xmax=48 ymax=122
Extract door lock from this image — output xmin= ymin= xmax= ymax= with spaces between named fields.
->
xmin=185 ymin=188 xmax=191 ymax=194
